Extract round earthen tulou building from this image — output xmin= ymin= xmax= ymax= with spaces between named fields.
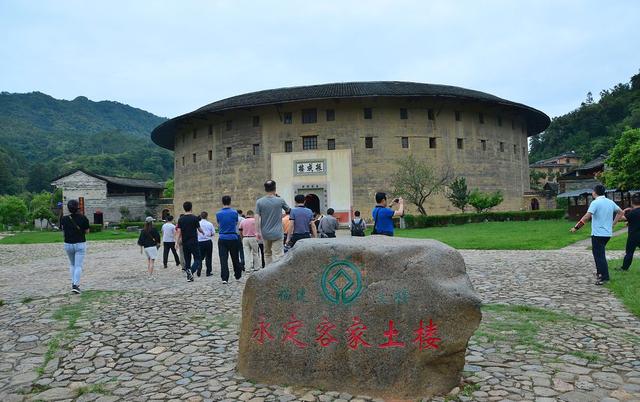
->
xmin=151 ymin=81 xmax=550 ymax=222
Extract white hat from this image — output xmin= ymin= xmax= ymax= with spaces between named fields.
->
xmin=145 ymin=216 xmax=155 ymax=223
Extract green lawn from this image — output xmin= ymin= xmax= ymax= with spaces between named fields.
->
xmin=0 ymin=230 xmax=139 ymax=245
xmin=606 ymin=259 xmax=640 ymax=317
xmin=607 ymin=233 xmax=629 ymax=250
xmin=393 ymin=219 xmax=593 ymax=250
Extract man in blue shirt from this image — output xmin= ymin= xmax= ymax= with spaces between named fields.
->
xmin=571 ymin=185 xmax=624 ymax=285
xmin=287 ymin=194 xmax=318 ymax=247
xmin=216 ymin=195 xmax=242 ymax=284
xmin=372 ymin=192 xmax=405 ymax=236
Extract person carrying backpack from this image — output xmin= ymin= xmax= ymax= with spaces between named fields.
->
xmin=61 ymin=199 xmax=90 ymax=294
xmin=350 ymin=209 xmax=367 ymax=237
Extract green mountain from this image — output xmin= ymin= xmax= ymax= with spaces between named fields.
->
xmin=0 ymin=91 xmax=172 ymax=195
xmin=529 ymin=71 xmax=640 ymax=163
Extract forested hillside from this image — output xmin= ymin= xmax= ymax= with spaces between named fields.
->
xmin=0 ymin=92 xmax=172 ymax=195
xmin=529 ymin=71 xmax=640 ymax=162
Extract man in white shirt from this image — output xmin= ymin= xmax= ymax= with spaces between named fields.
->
xmin=161 ymin=216 xmax=181 ymax=269
xmin=570 ymin=184 xmax=625 ymax=285
xmin=198 ymin=211 xmax=216 ymax=277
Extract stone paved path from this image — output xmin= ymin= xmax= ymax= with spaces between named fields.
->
xmin=0 ymin=239 xmax=638 ymax=401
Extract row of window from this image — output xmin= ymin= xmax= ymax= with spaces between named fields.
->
xmin=178 ymin=136 xmax=524 ymax=167
xmin=293 ymin=135 xmax=523 ymax=153
xmin=183 ymin=109 xmax=525 ymax=142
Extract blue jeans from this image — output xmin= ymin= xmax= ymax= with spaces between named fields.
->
xmin=64 ymin=242 xmax=86 ymax=286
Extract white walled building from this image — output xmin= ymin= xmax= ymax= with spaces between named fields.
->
xmin=51 ymin=169 xmax=164 ymax=224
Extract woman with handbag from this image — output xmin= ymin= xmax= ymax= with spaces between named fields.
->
xmin=61 ymin=199 xmax=90 ymax=294
xmin=138 ymin=217 xmax=161 ymax=278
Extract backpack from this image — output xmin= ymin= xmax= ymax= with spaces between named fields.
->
xmin=351 ymin=219 xmax=366 ymax=237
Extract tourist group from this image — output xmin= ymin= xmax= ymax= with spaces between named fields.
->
xmin=58 ymin=180 xmax=408 ymax=293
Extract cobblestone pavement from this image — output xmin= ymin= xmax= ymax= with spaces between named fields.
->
xmin=0 ymin=240 xmax=638 ymax=402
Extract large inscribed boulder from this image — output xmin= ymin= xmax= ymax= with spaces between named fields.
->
xmin=238 ymin=237 xmax=481 ymax=399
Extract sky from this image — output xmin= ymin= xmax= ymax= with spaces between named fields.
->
xmin=1 ymin=0 xmax=639 ymax=119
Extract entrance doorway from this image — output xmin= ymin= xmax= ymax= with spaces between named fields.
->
xmin=530 ymin=198 xmax=540 ymax=211
xmin=297 ymin=188 xmax=325 ymax=215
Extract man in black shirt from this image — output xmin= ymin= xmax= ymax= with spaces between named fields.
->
xmin=176 ymin=201 xmax=203 ymax=282
xmin=620 ymin=193 xmax=640 ymax=271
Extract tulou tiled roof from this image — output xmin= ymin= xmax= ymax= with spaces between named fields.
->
xmin=151 ymin=81 xmax=551 ymax=150
xmin=51 ymin=169 xmax=164 ymax=190
xmin=94 ymin=174 xmax=164 ymax=190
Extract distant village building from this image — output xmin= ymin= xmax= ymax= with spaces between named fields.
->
xmin=557 ymin=155 xmax=638 ymax=220
xmin=51 ymin=169 xmax=166 ymax=224
xmin=529 ymin=151 xmax=581 ymax=185
xmin=522 ymin=182 xmax=558 ymax=211
xmin=150 ymin=81 xmax=550 ymax=220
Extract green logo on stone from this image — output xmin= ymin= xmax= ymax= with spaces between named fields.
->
xmin=321 ymin=260 xmax=363 ymax=305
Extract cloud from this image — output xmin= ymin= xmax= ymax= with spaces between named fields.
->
xmin=1 ymin=0 xmax=639 ymax=118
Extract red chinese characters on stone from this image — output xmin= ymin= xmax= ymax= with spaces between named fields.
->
xmin=315 ymin=317 xmax=338 ymax=347
xmin=413 ymin=319 xmax=441 ymax=350
xmin=251 ymin=315 xmax=275 ymax=345
xmin=345 ymin=316 xmax=372 ymax=350
xmin=378 ymin=320 xmax=406 ymax=348
xmin=282 ymin=314 xmax=308 ymax=348
xmin=254 ymin=315 xmax=442 ymax=351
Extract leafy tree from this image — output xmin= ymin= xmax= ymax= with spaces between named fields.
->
xmin=163 ymin=178 xmax=174 ymax=198
xmin=391 ymin=154 xmax=451 ymax=215
xmin=529 ymin=171 xmax=547 ymax=190
xmin=0 ymin=147 xmax=23 ymax=195
xmin=468 ymin=190 xmax=504 ymax=213
xmin=447 ymin=177 xmax=470 ymax=213
xmin=26 ymin=163 xmax=52 ymax=192
xmin=530 ymin=70 xmax=640 ymax=162
xmin=30 ymin=191 xmax=51 ymax=211
xmin=29 ymin=191 xmax=54 ymax=228
xmin=0 ymin=195 xmax=28 ymax=227
xmin=602 ymin=128 xmax=640 ymax=190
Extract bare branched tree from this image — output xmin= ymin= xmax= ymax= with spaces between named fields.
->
xmin=391 ymin=155 xmax=452 ymax=215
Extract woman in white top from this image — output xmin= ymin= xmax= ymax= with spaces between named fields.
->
xmin=161 ymin=216 xmax=181 ymax=268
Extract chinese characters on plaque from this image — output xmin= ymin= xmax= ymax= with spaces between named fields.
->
xmin=295 ymin=160 xmax=325 ymax=175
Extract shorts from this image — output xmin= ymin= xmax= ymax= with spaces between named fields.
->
xmin=144 ymin=246 xmax=159 ymax=260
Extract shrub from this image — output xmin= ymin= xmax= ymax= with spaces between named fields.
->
xmin=89 ymin=224 xmax=103 ymax=233
xmin=403 ymin=209 xmax=565 ymax=228
xmin=0 ymin=195 xmax=29 ymax=227
xmin=447 ymin=177 xmax=470 ymax=213
xmin=469 ymin=190 xmax=504 ymax=213
xmin=119 ymin=206 xmax=131 ymax=222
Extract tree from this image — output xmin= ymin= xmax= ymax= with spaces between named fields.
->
xmin=163 ymin=178 xmax=174 ymax=198
xmin=468 ymin=190 xmax=504 ymax=213
xmin=529 ymin=171 xmax=547 ymax=190
xmin=29 ymin=191 xmax=55 ymax=228
xmin=26 ymin=163 xmax=52 ymax=193
xmin=447 ymin=177 xmax=470 ymax=213
xmin=391 ymin=154 xmax=451 ymax=215
xmin=0 ymin=195 xmax=29 ymax=227
xmin=602 ymin=128 xmax=640 ymax=190
xmin=585 ymin=91 xmax=594 ymax=105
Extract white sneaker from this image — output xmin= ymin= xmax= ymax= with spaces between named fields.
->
xmin=222 ymin=281 xmax=228 ymax=285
